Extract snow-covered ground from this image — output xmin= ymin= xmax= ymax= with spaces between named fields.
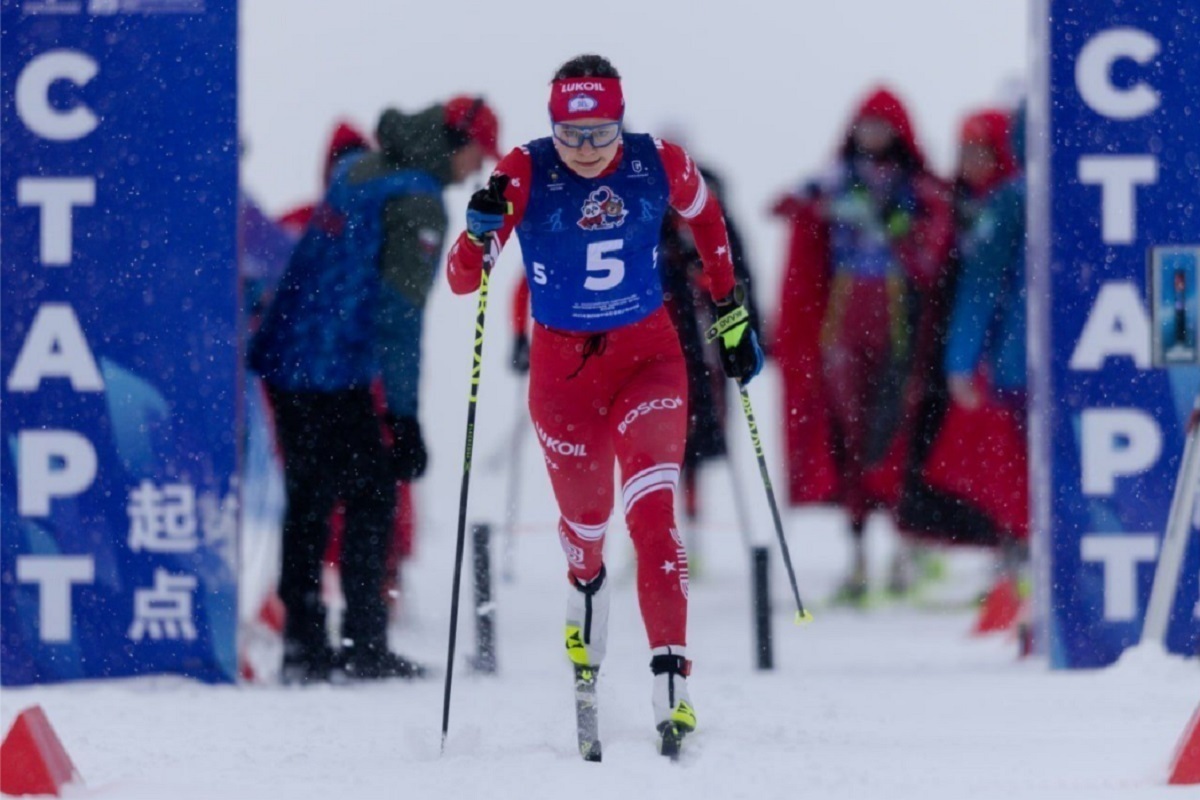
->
xmin=4 ymin=2 xmax=1198 ymax=798
xmin=3 ymin=496 xmax=1196 ymax=799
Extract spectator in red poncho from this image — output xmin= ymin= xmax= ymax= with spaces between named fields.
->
xmin=772 ymin=86 xmax=955 ymax=604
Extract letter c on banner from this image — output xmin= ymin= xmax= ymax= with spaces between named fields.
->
xmin=1075 ymin=28 xmax=1161 ymax=120
xmin=16 ymin=49 xmax=100 ymax=141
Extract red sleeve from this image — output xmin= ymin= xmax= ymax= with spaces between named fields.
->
xmin=657 ymin=139 xmax=736 ymax=302
xmin=511 ymin=273 xmax=531 ymax=335
xmin=895 ymin=173 xmax=954 ymax=292
xmin=276 ymin=204 xmax=315 ymax=237
xmin=771 ymin=195 xmax=830 ymax=370
xmin=446 ymin=146 xmax=532 ymax=295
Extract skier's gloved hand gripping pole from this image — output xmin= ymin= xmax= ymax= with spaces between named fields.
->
xmin=708 ymin=287 xmax=814 ymax=625
xmin=442 ymin=175 xmax=512 ymax=754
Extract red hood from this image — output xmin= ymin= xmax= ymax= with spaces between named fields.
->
xmin=955 ymin=109 xmax=1017 ymax=195
xmin=323 ymin=121 xmax=371 ymax=186
xmin=846 ymin=86 xmax=926 ymax=169
xmin=772 ymin=86 xmax=926 ymax=216
xmin=772 ymin=193 xmax=811 ymax=220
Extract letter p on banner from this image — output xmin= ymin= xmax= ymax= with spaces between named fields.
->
xmin=17 ymin=430 xmax=98 ymax=516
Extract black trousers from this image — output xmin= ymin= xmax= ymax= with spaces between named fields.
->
xmin=268 ymin=386 xmax=394 ymax=654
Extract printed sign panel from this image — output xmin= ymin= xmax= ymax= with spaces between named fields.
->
xmin=1149 ymin=246 xmax=1200 ymax=367
xmin=1030 ymin=0 xmax=1200 ymax=667
xmin=1 ymin=0 xmax=239 ymax=684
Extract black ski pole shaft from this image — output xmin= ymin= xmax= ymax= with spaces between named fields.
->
xmin=737 ymin=383 xmax=813 ymax=624
xmin=441 ymin=242 xmax=494 ymax=753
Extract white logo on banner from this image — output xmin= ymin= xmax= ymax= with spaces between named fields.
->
xmin=128 ymin=569 xmax=198 ymax=641
xmin=22 ymin=1 xmax=83 ymax=15
xmin=127 ymin=480 xmax=199 ymax=553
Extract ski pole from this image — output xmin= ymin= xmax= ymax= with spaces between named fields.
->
xmin=737 ymin=383 xmax=813 ymax=624
xmin=441 ymin=236 xmax=495 ymax=754
xmin=1140 ymin=391 xmax=1200 ymax=646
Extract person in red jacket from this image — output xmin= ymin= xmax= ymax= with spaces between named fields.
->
xmin=446 ymin=54 xmax=760 ymax=757
xmin=772 ymin=86 xmax=954 ymax=604
xmin=896 ymin=108 xmax=1021 ymax=555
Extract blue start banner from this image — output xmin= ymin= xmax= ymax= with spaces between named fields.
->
xmin=1030 ymin=0 xmax=1200 ymax=667
xmin=1 ymin=0 xmax=239 ymax=684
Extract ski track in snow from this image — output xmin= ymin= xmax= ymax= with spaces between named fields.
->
xmin=3 ymin=504 xmax=1196 ymax=799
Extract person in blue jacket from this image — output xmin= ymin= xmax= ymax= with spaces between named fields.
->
xmin=942 ymin=103 xmax=1028 ymax=589
xmin=944 ymin=106 xmax=1027 ymax=416
xmin=249 ymin=97 xmax=499 ymax=683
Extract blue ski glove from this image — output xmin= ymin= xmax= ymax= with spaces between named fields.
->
xmin=466 ymin=174 xmax=511 ymax=244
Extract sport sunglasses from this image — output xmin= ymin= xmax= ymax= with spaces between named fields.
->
xmin=550 ymin=119 xmax=623 ymax=149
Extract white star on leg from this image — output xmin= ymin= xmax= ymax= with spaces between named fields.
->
xmin=662 ymin=560 xmax=676 ymax=574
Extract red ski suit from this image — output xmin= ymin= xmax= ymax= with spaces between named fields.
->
xmin=447 ymin=139 xmax=734 ymax=649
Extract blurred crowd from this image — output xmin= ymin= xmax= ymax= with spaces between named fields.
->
xmin=239 ymin=82 xmax=1030 ymax=684
xmin=771 ymin=88 xmax=1029 ymax=630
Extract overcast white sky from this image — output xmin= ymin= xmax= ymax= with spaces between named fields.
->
xmin=240 ymin=0 xmax=1029 ymax=284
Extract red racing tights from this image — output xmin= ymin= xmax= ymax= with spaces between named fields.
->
xmin=529 ymin=306 xmax=690 ymax=649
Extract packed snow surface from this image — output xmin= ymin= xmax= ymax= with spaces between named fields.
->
xmin=4 ymin=3 xmax=1196 ymax=799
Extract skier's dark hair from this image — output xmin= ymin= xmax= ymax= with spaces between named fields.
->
xmin=553 ymin=54 xmax=621 ymax=82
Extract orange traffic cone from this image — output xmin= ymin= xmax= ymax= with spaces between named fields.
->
xmin=1169 ymin=703 xmax=1200 ymax=785
xmin=0 ymin=705 xmax=81 ymax=797
xmin=973 ymin=576 xmax=1022 ymax=634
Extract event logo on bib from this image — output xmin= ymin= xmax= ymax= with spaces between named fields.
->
xmin=578 ymin=186 xmax=628 ymax=231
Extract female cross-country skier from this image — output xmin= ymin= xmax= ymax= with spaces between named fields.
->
xmin=446 ymin=54 xmax=762 ymax=758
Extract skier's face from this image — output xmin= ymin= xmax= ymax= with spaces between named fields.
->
xmin=553 ymin=117 xmax=621 ymax=178
xmin=959 ymin=142 xmax=998 ymax=193
xmin=450 ymin=141 xmax=487 ymax=184
xmin=852 ymin=116 xmax=897 ymax=158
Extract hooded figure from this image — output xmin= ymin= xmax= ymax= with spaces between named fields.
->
xmin=248 ymin=97 xmax=496 ymax=683
xmin=772 ymin=86 xmax=955 ymax=602
xmin=916 ymin=103 xmax=1029 ymax=557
